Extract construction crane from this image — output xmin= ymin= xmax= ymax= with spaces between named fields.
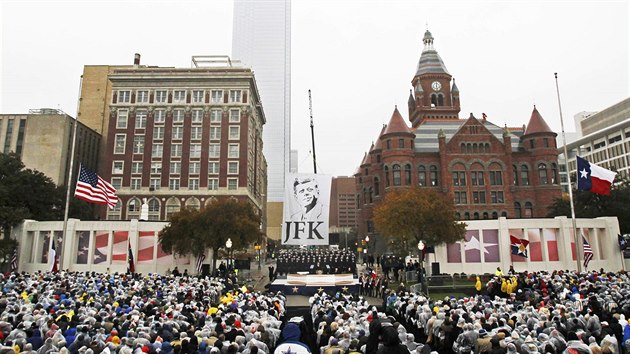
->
xmin=308 ymin=90 xmax=318 ymax=174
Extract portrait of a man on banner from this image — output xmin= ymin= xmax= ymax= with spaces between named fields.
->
xmin=282 ymin=174 xmax=331 ymax=245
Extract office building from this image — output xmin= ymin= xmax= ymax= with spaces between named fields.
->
xmin=233 ymin=0 xmax=291 ymax=241
xmin=0 ymin=109 xmax=100 ymax=186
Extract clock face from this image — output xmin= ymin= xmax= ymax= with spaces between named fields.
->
xmin=431 ymin=81 xmax=442 ymax=91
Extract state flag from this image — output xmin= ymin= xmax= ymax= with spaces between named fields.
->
xmin=576 ymin=156 xmax=616 ymax=196
xmin=510 ymin=235 xmax=529 ymax=258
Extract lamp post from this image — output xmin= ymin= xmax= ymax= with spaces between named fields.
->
xmin=255 ymin=243 xmax=261 ymax=270
xmin=364 ymin=235 xmax=370 ymax=264
xmin=226 ymin=238 xmax=233 ymax=270
xmin=417 ymin=240 xmax=425 ymax=294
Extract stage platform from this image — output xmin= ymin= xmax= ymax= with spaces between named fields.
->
xmin=270 ymin=273 xmax=360 ymax=296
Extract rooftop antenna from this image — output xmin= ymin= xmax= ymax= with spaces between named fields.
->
xmin=308 ymin=90 xmax=318 ymax=174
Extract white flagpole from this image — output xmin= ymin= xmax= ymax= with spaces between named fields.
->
xmin=60 ymin=75 xmax=83 ymax=271
xmin=554 ymin=73 xmax=582 ymax=273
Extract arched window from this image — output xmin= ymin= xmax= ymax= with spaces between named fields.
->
xmin=368 ymin=187 xmax=373 ymax=204
xmin=464 ymin=212 xmax=470 ymax=220
xmin=489 ymin=163 xmax=503 ymax=186
xmin=520 ymin=165 xmax=529 ymax=185
xmin=538 ymin=163 xmax=548 ymax=184
xmin=363 ymin=188 xmax=368 ymax=205
xmin=513 ymin=165 xmax=518 ymax=185
xmin=492 ymin=211 xmax=498 ymax=219
xmin=501 ymin=211 xmax=508 ymax=218
xmin=483 ymin=212 xmax=489 ymax=219
xmin=127 ymin=198 xmax=141 ymax=220
xmin=374 ymin=177 xmax=380 ymax=196
xmin=148 ymin=198 xmax=161 ymax=221
xmin=551 ymin=163 xmax=558 ymax=184
xmin=437 ymin=94 xmax=444 ymax=106
xmin=514 ymin=202 xmax=522 ymax=218
xmin=430 ymin=165 xmax=439 ymax=186
xmin=473 ymin=143 xmax=478 ymax=153
xmin=418 ymin=165 xmax=426 ymax=186
xmin=524 ymin=202 xmax=533 ymax=218
xmin=460 ymin=143 xmax=466 ymax=153
xmin=165 ymin=197 xmax=181 ymax=220
xmin=204 ymin=197 xmax=218 ymax=207
xmin=392 ymin=164 xmax=401 ymax=186
xmin=431 ymin=94 xmax=437 ymax=107
xmin=455 ymin=212 xmax=461 ymax=220
xmin=384 ymin=166 xmax=390 ymax=187
xmin=404 ymin=164 xmax=412 ymax=185
xmin=185 ymin=197 xmax=201 ymax=211
xmin=471 ymin=163 xmax=484 ymax=186
xmin=467 ymin=143 xmax=472 ymax=153
xmin=473 ymin=212 xmax=480 ymax=220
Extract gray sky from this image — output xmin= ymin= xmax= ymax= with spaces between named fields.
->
xmin=2 ymin=0 xmax=628 ymax=177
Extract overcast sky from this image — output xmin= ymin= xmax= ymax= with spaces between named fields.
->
xmin=1 ymin=0 xmax=628 ymax=177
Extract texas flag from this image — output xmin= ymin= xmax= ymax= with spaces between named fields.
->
xmin=510 ymin=235 xmax=529 ymax=258
xmin=577 ymin=156 xmax=616 ymax=196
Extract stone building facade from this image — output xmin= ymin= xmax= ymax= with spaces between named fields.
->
xmin=355 ymin=31 xmax=562 ymax=240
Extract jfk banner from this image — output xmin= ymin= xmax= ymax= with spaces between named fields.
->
xmin=281 ymin=173 xmax=331 ymax=246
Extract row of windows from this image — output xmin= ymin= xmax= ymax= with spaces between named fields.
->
xmin=116 ymin=108 xmax=241 ymax=128
xmin=114 ymin=89 xmax=244 ymax=105
xmin=136 ymin=125 xmax=241 ymax=141
xmin=512 ymin=163 xmax=559 ymax=186
xmin=454 ymin=191 xmax=504 ymax=204
xmin=455 ymin=211 xmax=508 ymax=220
xmin=110 ymin=177 xmax=239 ymax=191
xmin=452 ymin=171 xmax=503 ymax=186
xmin=382 ymin=164 xmax=440 ymax=187
xmin=108 ymin=196 xmax=243 ymax=221
xmin=112 ymin=161 xmax=240 ymax=176
xmin=114 ymin=136 xmax=240 ymax=159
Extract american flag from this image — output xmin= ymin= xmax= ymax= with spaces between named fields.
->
xmin=74 ymin=164 xmax=118 ymax=208
xmin=10 ymin=247 xmax=18 ymax=272
xmin=583 ymin=235 xmax=593 ymax=268
xmin=196 ymin=254 xmax=206 ymax=274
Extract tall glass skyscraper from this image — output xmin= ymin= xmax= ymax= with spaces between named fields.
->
xmin=232 ymin=0 xmax=291 ymax=203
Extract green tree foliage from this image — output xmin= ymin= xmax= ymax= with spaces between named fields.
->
xmin=0 ymin=153 xmax=65 ymax=238
xmin=158 ymin=198 xmax=262 ymax=270
xmin=547 ymin=174 xmax=630 ymax=234
xmin=373 ymin=187 xmax=467 ymax=248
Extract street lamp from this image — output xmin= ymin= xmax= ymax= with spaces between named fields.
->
xmin=255 ymin=242 xmax=262 ymax=270
xmin=226 ymin=238 xmax=233 ymax=270
xmin=417 ymin=241 xmax=425 ymax=293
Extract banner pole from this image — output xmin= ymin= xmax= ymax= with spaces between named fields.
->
xmin=554 ymin=73 xmax=581 ymax=273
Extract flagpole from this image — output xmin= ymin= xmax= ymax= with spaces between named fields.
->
xmin=61 ymin=75 xmax=83 ymax=271
xmin=554 ymin=73 xmax=582 ymax=273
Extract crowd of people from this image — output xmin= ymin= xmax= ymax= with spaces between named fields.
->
xmin=0 ymin=271 xmax=290 ymax=354
xmin=2 ymin=266 xmax=630 ymax=354
xmin=275 ymin=249 xmax=356 ymax=276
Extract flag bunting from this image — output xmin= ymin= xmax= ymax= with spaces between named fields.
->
xmin=583 ymin=235 xmax=593 ymax=268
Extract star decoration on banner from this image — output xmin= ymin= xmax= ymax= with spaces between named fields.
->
xmin=580 ymin=168 xmax=589 ymax=179
xmin=292 ymin=286 xmax=299 ymax=294
xmin=317 ymin=287 xmax=324 ymax=293
xmin=464 ymin=236 xmax=496 ymax=254
xmin=282 ymin=347 xmax=295 ymax=354
xmin=342 ymin=286 xmax=349 ymax=292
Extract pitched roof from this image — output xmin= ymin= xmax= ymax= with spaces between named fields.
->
xmin=524 ymin=106 xmax=554 ymax=135
xmin=415 ymin=30 xmax=450 ymax=76
xmin=383 ymin=107 xmax=412 ymax=135
xmin=373 ymin=125 xmax=387 ymax=151
xmin=413 ymin=119 xmax=523 ymax=153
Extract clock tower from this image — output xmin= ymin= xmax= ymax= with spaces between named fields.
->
xmin=408 ymin=30 xmax=461 ymax=127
